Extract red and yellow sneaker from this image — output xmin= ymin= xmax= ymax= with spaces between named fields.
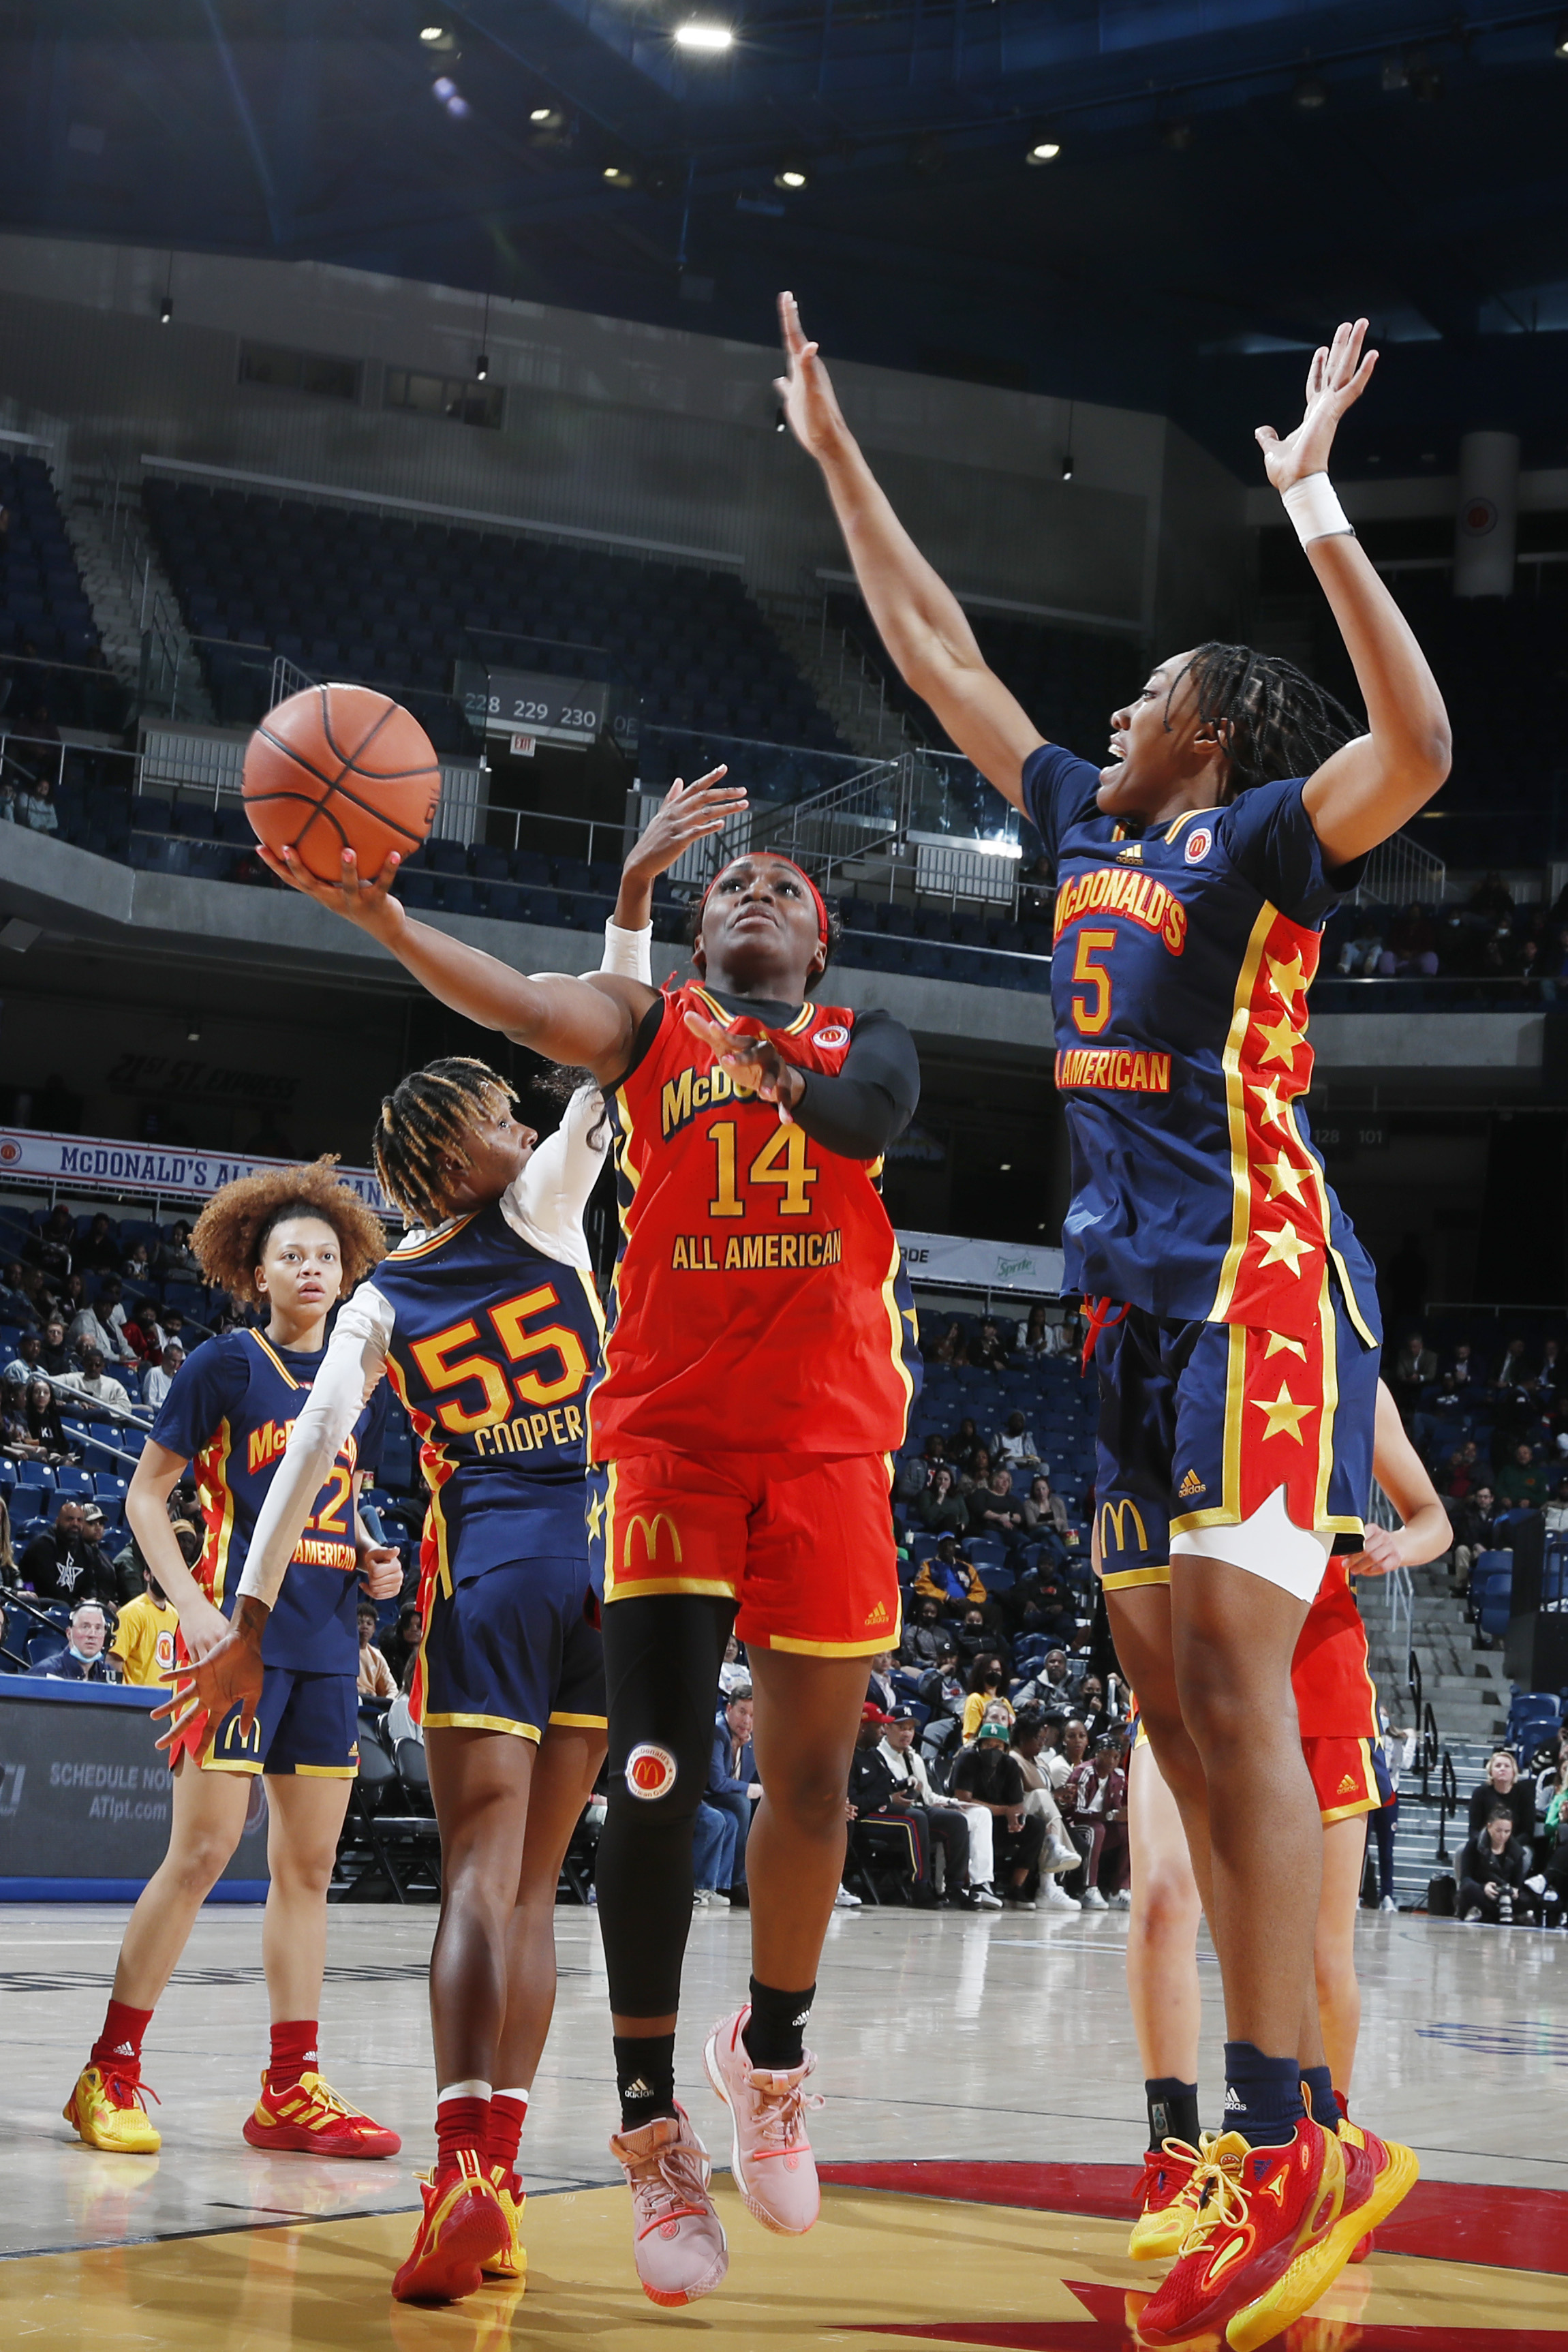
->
xmin=1278 ymin=2118 xmax=1415 ymax=2304
xmin=393 ymin=2152 xmax=510 ymax=2304
xmin=63 ymin=2062 xmax=162 ymax=2155
xmin=1129 ymin=2137 xmax=1205 ymax=2261
xmin=482 ymin=2164 xmax=527 ymax=2284
xmin=1135 ymin=2119 xmax=1346 ymax=2351
xmin=242 ymin=2071 xmax=401 ymax=2159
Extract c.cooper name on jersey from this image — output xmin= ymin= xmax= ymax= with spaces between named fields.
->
xmin=473 ymin=1403 xmax=586 ymax=1456
xmin=1053 ymin=866 xmax=1188 ymax=955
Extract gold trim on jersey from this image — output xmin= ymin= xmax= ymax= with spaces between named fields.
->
xmin=250 ymin=1330 xmax=305 ymax=1390
xmin=878 ymin=1242 xmax=917 ymax=1436
xmin=1208 ymin=902 xmax=1277 ymax=1325
xmin=1161 ymin=806 xmax=1224 ymax=844
xmin=690 ymin=983 xmax=817 ymax=1039
xmin=388 ymin=1213 xmax=479 ymax=1263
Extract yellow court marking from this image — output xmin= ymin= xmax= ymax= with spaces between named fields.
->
xmin=5 ymin=2179 xmax=1565 ymax=2350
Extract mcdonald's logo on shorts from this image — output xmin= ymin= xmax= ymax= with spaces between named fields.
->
xmin=623 ymin=1512 xmax=683 ymax=1568
xmin=1098 ymin=1497 xmax=1148 ymax=1557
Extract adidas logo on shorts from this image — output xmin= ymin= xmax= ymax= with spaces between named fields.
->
xmin=864 ymin=1600 xmax=890 ymax=1625
xmin=1336 ymin=1772 xmax=1358 ymax=1794
xmin=1177 ymin=1469 xmax=1206 ymax=1499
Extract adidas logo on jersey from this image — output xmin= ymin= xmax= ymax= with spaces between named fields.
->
xmin=1116 ymin=842 xmax=1143 ymax=862
xmin=864 ymin=1599 xmax=890 ymax=1625
xmin=1177 ymin=1469 xmax=1206 ymax=1499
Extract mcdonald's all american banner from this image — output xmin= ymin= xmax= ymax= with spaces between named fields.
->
xmin=897 ymin=1229 xmax=1064 ymax=1296
xmin=0 ymin=1127 xmax=394 ymax=1217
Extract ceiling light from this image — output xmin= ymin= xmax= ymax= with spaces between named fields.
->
xmin=530 ymin=104 xmax=555 ymax=123
xmin=1026 ymin=136 xmax=1061 ymax=166
xmin=1292 ymin=74 xmax=1328 ymax=110
xmin=446 ymin=93 xmax=470 ymax=115
xmin=1060 ymin=452 xmax=1074 ymax=481
xmin=432 ymin=74 xmax=455 ymax=99
xmin=419 ymin=22 xmax=445 ymax=39
xmin=186 ymin=1020 xmax=201 ymax=1042
xmin=1556 ymin=21 xmax=1568 ymax=58
xmin=475 ymin=353 xmax=489 ymax=382
xmin=675 ymin=21 xmax=733 ymax=48
xmin=775 ymin=407 xmax=788 ymax=432
xmin=1000 ymin=1162 xmax=1012 ymax=1172
xmin=159 ymin=292 xmax=172 ymax=324
xmin=603 ymin=162 xmax=636 ymax=187
xmin=775 ymin=164 xmax=808 ymax=190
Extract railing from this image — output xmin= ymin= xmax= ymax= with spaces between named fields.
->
xmin=268 ymin=653 xmax=317 ymax=709
xmin=82 ymin=470 xmax=199 ymax=722
xmin=1434 ymin=1741 xmax=1458 ymax=1864
xmin=756 ymin=754 xmax=914 ymax=890
xmin=1353 ymin=827 xmax=1447 ymax=910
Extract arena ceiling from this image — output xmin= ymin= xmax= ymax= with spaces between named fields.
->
xmin=5 ymin=0 xmax=1568 ymax=474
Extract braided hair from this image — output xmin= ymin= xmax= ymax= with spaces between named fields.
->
xmin=1170 ymin=644 xmax=1360 ymax=798
xmin=374 ymin=1057 xmax=515 ymax=1230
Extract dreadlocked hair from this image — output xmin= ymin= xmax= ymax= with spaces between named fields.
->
xmin=191 ymin=1157 xmax=386 ymax=1304
xmin=1173 ymin=643 xmax=1361 ymax=798
xmin=374 ymin=1056 xmax=517 ymax=1230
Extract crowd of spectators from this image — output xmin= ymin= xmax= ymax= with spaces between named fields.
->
xmin=1329 ymin=872 xmax=1568 ymax=988
xmin=1452 ymin=1738 xmax=1568 ymax=1927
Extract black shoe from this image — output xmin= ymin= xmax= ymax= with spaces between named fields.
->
xmin=909 ymin=1884 xmax=941 ymax=1908
xmin=726 ymin=1884 xmax=750 ymax=1908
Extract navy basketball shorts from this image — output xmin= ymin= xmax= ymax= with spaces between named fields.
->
xmin=421 ymin=1555 xmax=606 ymax=1741
xmin=202 ymin=1664 xmax=360 ymax=1778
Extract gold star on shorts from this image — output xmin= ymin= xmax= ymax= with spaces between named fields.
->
xmin=1252 ymin=1381 xmax=1315 ymax=1442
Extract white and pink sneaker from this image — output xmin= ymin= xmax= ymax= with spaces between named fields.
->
xmin=703 ymin=2006 xmax=823 ymax=2237
xmin=609 ymin=2105 xmax=729 ymax=2308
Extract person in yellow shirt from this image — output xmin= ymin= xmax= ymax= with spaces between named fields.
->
xmin=112 ymin=1566 xmax=179 ymax=1687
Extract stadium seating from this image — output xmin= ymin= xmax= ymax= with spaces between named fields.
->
xmin=0 ymin=454 xmax=97 ymax=669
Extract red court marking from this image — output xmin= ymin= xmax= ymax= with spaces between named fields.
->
xmin=852 ymin=2276 xmax=1568 ymax=2349
xmin=819 ymin=2160 xmax=1568 ymax=2276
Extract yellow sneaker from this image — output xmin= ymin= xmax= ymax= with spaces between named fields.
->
xmin=1129 ymin=2136 xmax=1205 ymax=2261
xmin=63 ymin=2063 xmax=162 ymax=2155
xmin=482 ymin=2165 xmax=528 ymax=2284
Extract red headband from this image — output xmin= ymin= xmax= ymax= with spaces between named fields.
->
xmin=700 ymin=857 xmax=829 ymax=951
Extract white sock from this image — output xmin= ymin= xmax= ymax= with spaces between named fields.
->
xmin=437 ymin=2079 xmax=492 ymax=2103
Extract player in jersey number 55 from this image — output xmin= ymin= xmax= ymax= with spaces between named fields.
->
xmin=778 ymin=295 xmax=1448 ymax=2349
xmin=63 ymin=1163 xmax=401 ymax=2165
xmin=255 ymin=772 xmax=921 ymax=2309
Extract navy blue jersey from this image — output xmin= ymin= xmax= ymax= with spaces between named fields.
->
xmin=365 ymin=1197 xmax=604 ymax=1587
xmin=1026 ymin=745 xmax=1379 ymax=1342
xmin=151 ymin=1328 xmax=387 ymax=1675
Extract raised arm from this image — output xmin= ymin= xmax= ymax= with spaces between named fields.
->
xmin=775 ymin=292 xmax=1044 ymax=810
xmin=1257 ymin=321 xmax=1451 ymax=864
xmin=260 ymin=842 xmax=653 ymax=1084
xmin=612 ymin=766 xmax=748 ymax=932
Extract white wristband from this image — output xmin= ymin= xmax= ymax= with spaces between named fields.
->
xmin=1281 ymin=472 xmax=1353 ymax=547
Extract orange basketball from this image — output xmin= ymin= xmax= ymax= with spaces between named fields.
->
xmin=242 ymin=683 xmax=442 ymax=884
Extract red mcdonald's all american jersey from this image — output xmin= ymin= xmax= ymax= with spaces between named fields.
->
xmin=588 ymin=980 xmax=921 ymax=1459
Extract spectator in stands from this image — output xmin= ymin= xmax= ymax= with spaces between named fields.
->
xmin=951 ymin=1416 xmax=981 ymax=1459
xmin=58 ymin=1343 xmax=132 ymax=1418
xmin=1543 ymin=1476 xmax=1568 ymax=1537
xmin=25 ymin=1377 xmax=76 ymax=1463
xmin=143 ymin=1341 xmax=185 ymax=1414
xmin=877 ymin=1706 xmax=987 ymax=1906
xmin=1334 ymin=914 xmax=1384 ymax=976
xmin=915 ymin=1464 xmax=968 ymax=1540
xmin=28 ymin=1203 xmax=76 ymax=1282
xmin=38 ymin=1318 xmax=72 ymax=1377
xmin=1497 ymin=1440 xmax=1551 ymax=1511
xmin=376 ymin=1601 xmax=422 ymax=1690
xmin=1533 ymin=1338 xmax=1563 ymax=1399
xmin=930 ymin=1320 xmax=966 ymax=1366
xmin=1060 ymin=1729 xmax=1129 ymax=1907
xmin=76 ymin=1213 xmax=122 ymax=1276
xmin=159 ymin=1220 xmax=201 ymax=1283
xmin=1389 ymin=1330 xmax=1436 ymax=1421
xmin=1411 ymin=1368 xmax=1468 ymax=1459
xmin=17 ymin=773 xmax=58 ymax=833
xmin=1445 ymin=1482 xmax=1497 ymax=1590
xmin=1076 ymin=1674 xmax=1115 ymax=1741
xmin=95 ymin=1277 xmax=137 ymax=1361
xmin=161 ymin=1307 xmax=189 ymax=1354
xmin=37 ymin=1598 xmax=122 ymax=1682
xmin=1033 ymin=1649 xmax=1077 ymax=1707
xmin=110 ymin=1564 xmax=178 ymax=1687
xmin=900 ymin=1595 xmax=949 ymax=1667
xmin=954 ymin=1606 xmax=1000 ymax=1670
xmin=1009 ymin=1711 xmax=1079 ymax=1905
xmin=1377 ymin=902 xmax=1439 ymax=978
xmin=0 ymin=1259 xmax=38 ymax=1326
xmin=707 ymin=1687 xmax=760 ymax=1904
xmin=989 ymin=1411 xmax=1041 ymax=1473
xmin=1468 ymin=1750 xmax=1537 ymax=1857
xmin=718 ymin=1630 xmax=751 ymax=1697
xmin=1006 ymin=1558 xmax=1077 ymax=1647
xmin=1 ymin=1371 xmax=40 ymax=1458
xmin=973 ymin=1318 xmax=1011 ymax=1371
xmin=1458 ymin=1804 xmax=1537 ymax=1925
xmin=957 ymin=1444 xmax=994 ymax=1494
xmin=120 ymin=1239 xmax=153 ymax=1290
xmin=1019 ymin=1471 xmax=1073 ymax=1544
xmin=969 ymin=1466 xmax=1026 ymax=1542
xmin=1446 ymin=1340 xmax=1478 ymax=1389
xmin=122 ymin=1299 xmax=166 ymax=1362
xmin=1468 ymin=872 xmax=1516 ymax=922
xmin=961 ymin=1655 xmax=1013 ymax=1741
xmin=865 ymin=1651 xmax=898 ymax=1715
xmin=67 ymin=1288 xmax=121 ymax=1366
xmin=3 ymin=1330 xmax=44 ymax=1387
xmin=1441 ymin=1441 xmax=1490 ymax=1501
xmin=847 ymin=1704 xmax=940 ymax=1908
xmin=21 ymin=1497 xmax=117 ymax=1606
xmin=912 ymin=1536 xmax=984 ymax=1615
xmin=1494 ymin=1335 xmax=1531 ymax=1392
xmin=356 ymin=1602 xmax=396 ymax=1699
xmin=0 ymin=1487 xmax=14 ymax=1589
xmin=691 ymin=1794 xmax=739 ymax=1910
xmin=1021 ymin=1302 xmax=1051 ymax=1356
xmin=891 ymin=1451 xmax=932 ymax=1512
xmin=949 ymin=1720 xmax=1045 ymax=1911
xmin=917 ymin=1638 xmax=964 ymax=1724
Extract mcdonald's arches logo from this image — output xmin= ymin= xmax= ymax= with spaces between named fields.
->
xmin=626 ymin=1742 xmax=677 ymax=1800
xmin=623 ymin=1511 xmax=682 ymax=1568
xmin=1098 ymin=1497 xmax=1148 ymax=1557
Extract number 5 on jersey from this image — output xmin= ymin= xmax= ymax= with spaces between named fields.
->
xmin=410 ymin=1284 xmax=591 ymax=1435
xmin=1071 ymin=927 xmax=1116 ymax=1036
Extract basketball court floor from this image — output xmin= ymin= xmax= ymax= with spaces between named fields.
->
xmin=4 ymin=1900 xmax=1565 ymax=2348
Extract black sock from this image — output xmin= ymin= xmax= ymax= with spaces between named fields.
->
xmin=1145 ymin=2076 xmax=1201 ymax=2152
xmin=1223 ymin=2041 xmax=1304 ymax=2149
xmin=742 ymin=1977 xmax=815 ymax=2071
xmin=614 ymin=2033 xmax=677 ymax=2134
xmin=1300 ymin=2064 xmax=1340 ymax=2133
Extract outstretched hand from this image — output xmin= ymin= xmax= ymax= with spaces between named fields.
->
xmin=258 ymin=841 xmax=408 ymax=938
xmin=683 ymin=1009 xmax=805 ymax=1121
xmin=626 ymin=768 xmax=748 ymax=885
xmin=1255 ymin=318 xmax=1377 ymax=491
xmin=774 ymin=291 xmax=852 ymax=463
xmin=153 ymin=1616 xmax=266 ymax=1752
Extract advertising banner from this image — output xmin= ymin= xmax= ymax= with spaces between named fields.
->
xmin=0 ymin=1127 xmax=393 ymax=1215
xmin=897 ymin=1229 xmax=1064 ymax=1295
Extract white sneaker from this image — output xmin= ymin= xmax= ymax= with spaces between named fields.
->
xmin=1046 ymin=1841 xmax=1079 ymax=1874
xmin=1043 ymin=1882 xmax=1079 ymax=1910
xmin=1379 ymin=1896 xmax=1398 ymax=1914
xmin=1081 ymin=1887 xmax=1108 ymax=1910
xmin=1111 ymin=1889 xmax=1131 ymax=1908
xmin=609 ymin=2106 xmax=728 ymax=2308
xmin=833 ymin=1886 xmax=862 ymax=1909
xmin=970 ymin=1884 xmax=1003 ymax=1910
xmin=692 ymin=1889 xmax=713 ymax=1908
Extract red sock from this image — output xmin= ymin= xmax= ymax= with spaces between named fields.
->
xmin=436 ymin=2094 xmax=491 ymax=2178
xmin=91 ymin=2000 xmax=153 ymax=2075
xmin=265 ymin=2019 xmax=320 ymax=2094
xmin=487 ymin=2091 xmax=528 ymax=2180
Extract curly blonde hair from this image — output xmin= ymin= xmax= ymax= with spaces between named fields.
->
xmin=191 ymin=1157 xmax=386 ymax=1304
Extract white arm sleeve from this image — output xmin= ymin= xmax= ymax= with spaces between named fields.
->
xmin=501 ymin=913 xmax=652 ymax=1266
xmin=235 ymin=1287 xmax=393 ymax=1610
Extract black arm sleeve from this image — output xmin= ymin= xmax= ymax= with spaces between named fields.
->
xmin=790 ymin=1009 xmax=920 ymax=1161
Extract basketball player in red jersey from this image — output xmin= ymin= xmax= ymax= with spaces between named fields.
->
xmin=253 ymin=773 xmax=922 ymax=2308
